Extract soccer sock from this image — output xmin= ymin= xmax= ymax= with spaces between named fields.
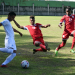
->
xmin=56 ymin=42 xmax=66 ymax=51
xmin=71 ymin=37 xmax=75 ymax=49
xmin=0 ymin=48 xmax=13 ymax=54
xmin=2 ymin=53 xmax=16 ymax=65
xmin=73 ymin=32 xmax=75 ymax=41
xmin=71 ymin=33 xmax=75 ymax=49
xmin=39 ymin=44 xmax=46 ymax=50
xmin=35 ymin=48 xmax=43 ymax=51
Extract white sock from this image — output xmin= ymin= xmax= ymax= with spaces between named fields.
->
xmin=2 ymin=53 xmax=16 ymax=65
xmin=0 ymin=48 xmax=13 ymax=54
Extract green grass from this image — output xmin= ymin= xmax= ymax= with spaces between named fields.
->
xmin=0 ymin=15 xmax=75 ymax=75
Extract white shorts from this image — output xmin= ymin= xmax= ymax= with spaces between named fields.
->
xmin=5 ymin=38 xmax=17 ymax=50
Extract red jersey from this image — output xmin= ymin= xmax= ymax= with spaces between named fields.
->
xmin=60 ymin=15 xmax=75 ymax=31
xmin=25 ymin=23 xmax=43 ymax=41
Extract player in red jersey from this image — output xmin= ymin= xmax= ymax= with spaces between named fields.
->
xmin=13 ymin=15 xmax=50 ymax=54
xmin=55 ymin=6 xmax=75 ymax=56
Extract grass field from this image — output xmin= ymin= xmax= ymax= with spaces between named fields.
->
xmin=0 ymin=15 xmax=75 ymax=75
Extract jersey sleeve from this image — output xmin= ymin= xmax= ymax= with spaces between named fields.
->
xmin=23 ymin=26 xmax=28 ymax=30
xmin=60 ymin=16 xmax=65 ymax=23
xmin=1 ymin=20 xmax=9 ymax=26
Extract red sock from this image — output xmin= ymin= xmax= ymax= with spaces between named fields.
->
xmin=73 ymin=32 xmax=75 ymax=41
xmin=71 ymin=37 xmax=75 ymax=49
xmin=56 ymin=42 xmax=66 ymax=51
xmin=71 ymin=42 xmax=74 ymax=49
xmin=39 ymin=44 xmax=46 ymax=50
xmin=71 ymin=32 xmax=75 ymax=49
xmin=35 ymin=48 xmax=43 ymax=51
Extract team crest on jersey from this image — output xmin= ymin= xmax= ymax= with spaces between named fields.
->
xmin=32 ymin=27 xmax=35 ymax=29
xmin=69 ymin=18 xmax=72 ymax=22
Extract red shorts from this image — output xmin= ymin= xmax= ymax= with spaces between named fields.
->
xmin=33 ymin=37 xmax=45 ymax=45
xmin=62 ymin=29 xmax=74 ymax=40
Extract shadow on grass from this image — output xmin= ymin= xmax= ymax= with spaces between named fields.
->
xmin=0 ymin=29 xmax=5 ymax=32
xmin=0 ymin=33 xmax=75 ymax=75
xmin=14 ymin=34 xmax=75 ymax=74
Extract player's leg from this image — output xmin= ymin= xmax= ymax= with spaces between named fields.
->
xmin=33 ymin=40 xmax=47 ymax=54
xmin=56 ymin=40 xmax=67 ymax=50
xmin=45 ymin=42 xmax=50 ymax=51
xmin=55 ymin=31 xmax=68 ymax=56
xmin=55 ymin=40 xmax=67 ymax=56
xmin=0 ymin=47 xmax=13 ymax=53
xmin=33 ymin=41 xmax=44 ymax=54
xmin=1 ymin=40 xmax=16 ymax=67
xmin=37 ymin=38 xmax=50 ymax=51
xmin=70 ymin=30 xmax=75 ymax=53
xmin=1 ymin=50 xmax=16 ymax=67
xmin=0 ymin=38 xmax=14 ymax=53
xmin=70 ymin=34 xmax=75 ymax=53
xmin=33 ymin=48 xmax=43 ymax=54
xmin=33 ymin=37 xmax=50 ymax=54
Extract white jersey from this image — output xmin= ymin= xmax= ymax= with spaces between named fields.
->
xmin=1 ymin=19 xmax=14 ymax=39
xmin=1 ymin=19 xmax=16 ymax=49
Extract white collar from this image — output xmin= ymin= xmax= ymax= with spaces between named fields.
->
xmin=31 ymin=24 xmax=36 ymax=26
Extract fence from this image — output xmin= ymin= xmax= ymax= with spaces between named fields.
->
xmin=0 ymin=1 xmax=75 ymax=15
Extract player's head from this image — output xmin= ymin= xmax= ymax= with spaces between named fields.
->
xmin=30 ymin=15 xmax=35 ymax=25
xmin=66 ymin=6 xmax=71 ymax=16
xmin=8 ymin=11 xmax=16 ymax=21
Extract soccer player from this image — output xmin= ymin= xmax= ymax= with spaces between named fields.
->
xmin=13 ymin=15 xmax=50 ymax=54
xmin=55 ymin=6 xmax=75 ymax=56
xmin=0 ymin=12 xmax=22 ymax=67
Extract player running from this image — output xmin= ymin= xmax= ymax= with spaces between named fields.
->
xmin=13 ymin=15 xmax=50 ymax=54
xmin=0 ymin=12 xmax=22 ymax=67
xmin=55 ymin=6 xmax=75 ymax=56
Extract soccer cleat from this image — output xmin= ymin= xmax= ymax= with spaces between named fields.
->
xmin=70 ymin=49 xmax=75 ymax=53
xmin=45 ymin=42 xmax=50 ymax=51
xmin=47 ymin=48 xmax=50 ymax=51
xmin=33 ymin=49 xmax=37 ymax=54
xmin=55 ymin=49 xmax=58 ymax=56
xmin=0 ymin=65 xmax=8 ymax=67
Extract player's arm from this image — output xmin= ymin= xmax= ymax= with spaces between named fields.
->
xmin=0 ymin=23 xmax=2 ymax=26
xmin=58 ymin=16 xmax=65 ymax=29
xmin=13 ymin=19 xmax=24 ymax=29
xmin=13 ymin=27 xmax=23 ymax=37
xmin=58 ymin=23 xmax=63 ymax=29
xmin=41 ymin=24 xmax=50 ymax=28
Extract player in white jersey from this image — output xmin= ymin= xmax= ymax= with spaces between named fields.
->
xmin=0 ymin=12 xmax=22 ymax=67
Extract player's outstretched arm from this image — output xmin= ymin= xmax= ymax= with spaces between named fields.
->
xmin=13 ymin=19 xmax=24 ymax=29
xmin=58 ymin=23 xmax=63 ymax=29
xmin=41 ymin=24 xmax=50 ymax=28
xmin=13 ymin=27 xmax=23 ymax=37
xmin=0 ymin=23 xmax=2 ymax=26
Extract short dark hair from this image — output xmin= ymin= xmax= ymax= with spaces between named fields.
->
xmin=30 ymin=15 xmax=35 ymax=19
xmin=66 ymin=6 xmax=71 ymax=12
xmin=8 ymin=11 xmax=16 ymax=16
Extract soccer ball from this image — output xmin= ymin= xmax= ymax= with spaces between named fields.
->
xmin=21 ymin=60 xmax=29 ymax=68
